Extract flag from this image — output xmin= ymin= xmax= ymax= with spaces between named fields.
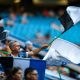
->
xmin=67 ymin=6 xmax=80 ymax=25
xmin=43 ymin=38 xmax=80 ymax=66
xmin=59 ymin=10 xmax=73 ymax=31
xmin=59 ymin=6 xmax=80 ymax=31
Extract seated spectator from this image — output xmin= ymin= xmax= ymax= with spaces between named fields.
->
xmin=21 ymin=12 xmax=28 ymax=24
xmin=35 ymin=31 xmax=45 ymax=44
xmin=36 ymin=31 xmax=44 ymax=40
xmin=61 ymin=67 xmax=70 ymax=76
xmin=5 ymin=67 xmax=22 ymax=80
xmin=6 ymin=12 xmax=17 ymax=27
xmin=51 ymin=23 xmax=64 ymax=32
xmin=47 ymin=66 xmax=58 ymax=72
xmin=6 ymin=20 xmax=14 ymax=27
xmin=24 ymin=67 xmax=38 ymax=80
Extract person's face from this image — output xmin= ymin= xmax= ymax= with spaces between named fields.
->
xmin=26 ymin=70 xmax=38 ymax=80
xmin=26 ymin=44 xmax=33 ymax=51
xmin=12 ymin=43 xmax=20 ymax=52
xmin=10 ymin=13 xmax=16 ymax=20
xmin=13 ymin=69 xmax=22 ymax=80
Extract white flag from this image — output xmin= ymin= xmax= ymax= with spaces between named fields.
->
xmin=43 ymin=38 xmax=80 ymax=65
xmin=67 ymin=6 xmax=80 ymax=25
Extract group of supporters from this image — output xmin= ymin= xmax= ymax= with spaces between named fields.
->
xmin=0 ymin=39 xmax=48 ymax=80
xmin=0 ymin=40 xmax=48 ymax=58
xmin=0 ymin=66 xmax=38 ymax=80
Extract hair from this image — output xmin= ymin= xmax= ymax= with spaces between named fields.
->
xmin=5 ymin=67 xmax=22 ymax=80
xmin=9 ymin=41 xmax=16 ymax=48
xmin=11 ymin=67 xmax=22 ymax=75
xmin=9 ymin=41 xmax=20 ymax=49
xmin=24 ymin=67 xmax=37 ymax=80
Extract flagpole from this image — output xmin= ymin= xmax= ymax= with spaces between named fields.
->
xmin=57 ymin=67 xmax=62 ymax=80
xmin=49 ymin=31 xmax=65 ymax=46
xmin=49 ymin=20 xmax=75 ymax=46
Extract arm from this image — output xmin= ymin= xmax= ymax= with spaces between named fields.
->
xmin=2 ymin=40 xmax=12 ymax=53
xmin=28 ymin=44 xmax=48 ymax=56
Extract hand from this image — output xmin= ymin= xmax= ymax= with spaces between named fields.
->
xmin=5 ymin=40 xmax=10 ymax=46
xmin=41 ymin=44 xmax=48 ymax=49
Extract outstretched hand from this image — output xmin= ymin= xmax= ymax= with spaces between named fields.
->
xmin=41 ymin=44 xmax=48 ymax=49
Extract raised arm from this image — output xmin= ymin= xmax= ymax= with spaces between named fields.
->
xmin=28 ymin=44 xmax=48 ymax=56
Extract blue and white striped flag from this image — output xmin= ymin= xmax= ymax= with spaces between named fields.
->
xmin=43 ymin=38 xmax=80 ymax=66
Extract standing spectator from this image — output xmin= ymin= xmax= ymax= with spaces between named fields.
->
xmin=9 ymin=41 xmax=48 ymax=58
xmin=24 ymin=41 xmax=48 ymax=58
xmin=9 ymin=41 xmax=26 ymax=58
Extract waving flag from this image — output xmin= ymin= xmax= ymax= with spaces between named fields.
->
xmin=59 ymin=6 xmax=80 ymax=31
xmin=67 ymin=6 xmax=80 ymax=25
xmin=43 ymin=38 xmax=80 ymax=66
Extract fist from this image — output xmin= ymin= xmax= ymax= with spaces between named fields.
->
xmin=41 ymin=44 xmax=48 ymax=49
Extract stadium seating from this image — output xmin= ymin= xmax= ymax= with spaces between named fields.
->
xmin=3 ymin=14 xmax=80 ymax=44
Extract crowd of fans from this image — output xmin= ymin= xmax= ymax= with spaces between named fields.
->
xmin=0 ymin=8 xmax=80 ymax=80
xmin=0 ymin=66 xmax=38 ymax=80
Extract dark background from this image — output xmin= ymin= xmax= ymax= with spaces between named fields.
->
xmin=0 ymin=0 xmax=80 ymax=12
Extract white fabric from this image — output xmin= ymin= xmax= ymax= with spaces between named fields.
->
xmin=67 ymin=6 xmax=80 ymax=24
xmin=43 ymin=38 xmax=80 ymax=64
xmin=43 ymin=48 xmax=59 ymax=60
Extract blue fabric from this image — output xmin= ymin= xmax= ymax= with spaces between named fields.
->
xmin=19 ymin=51 xmax=27 ymax=58
xmin=9 ymin=51 xmax=27 ymax=58
xmin=0 ymin=64 xmax=4 ymax=72
xmin=30 ymin=59 xmax=46 ymax=80
xmin=13 ymin=58 xmax=46 ymax=80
